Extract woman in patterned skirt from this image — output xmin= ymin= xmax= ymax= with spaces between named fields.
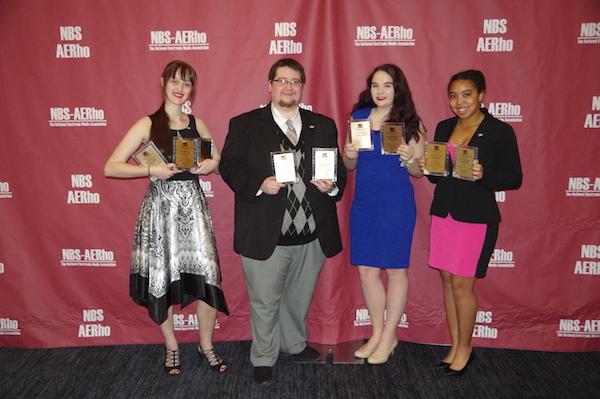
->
xmin=105 ymin=60 xmax=229 ymax=376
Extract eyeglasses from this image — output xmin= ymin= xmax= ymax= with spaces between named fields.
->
xmin=271 ymin=78 xmax=303 ymax=86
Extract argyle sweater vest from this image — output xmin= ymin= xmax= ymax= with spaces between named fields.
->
xmin=278 ymin=133 xmax=317 ymax=245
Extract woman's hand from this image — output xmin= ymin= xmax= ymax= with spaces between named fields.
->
xmin=151 ymin=163 xmax=182 ymax=181
xmin=344 ymin=142 xmax=359 ymax=160
xmin=417 ymin=156 xmax=427 ymax=172
xmin=472 ymin=161 xmax=484 ymax=181
xmin=190 ymin=159 xmax=219 ymax=175
xmin=398 ymin=144 xmax=415 ymax=164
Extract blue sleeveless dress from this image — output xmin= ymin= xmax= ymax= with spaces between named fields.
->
xmin=349 ymin=108 xmax=416 ymax=268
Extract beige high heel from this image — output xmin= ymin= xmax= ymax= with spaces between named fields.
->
xmin=353 ymin=344 xmax=374 ymax=359
xmin=367 ymin=340 xmax=398 ymax=364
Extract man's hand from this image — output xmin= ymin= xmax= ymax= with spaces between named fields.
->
xmin=312 ymin=179 xmax=336 ymax=193
xmin=260 ymin=176 xmax=286 ymax=195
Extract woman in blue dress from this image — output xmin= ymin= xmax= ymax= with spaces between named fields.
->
xmin=343 ymin=64 xmax=425 ymax=364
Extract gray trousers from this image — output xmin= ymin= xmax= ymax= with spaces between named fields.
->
xmin=242 ymin=239 xmax=326 ymax=367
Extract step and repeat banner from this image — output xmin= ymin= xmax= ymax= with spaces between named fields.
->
xmin=1 ymin=0 xmax=599 ymax=351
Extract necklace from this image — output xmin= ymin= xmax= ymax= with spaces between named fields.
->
xmin=172 ymin=114 xmax=190 ymax=139
xmin=175 ymin=125 xmax=190 ymax=139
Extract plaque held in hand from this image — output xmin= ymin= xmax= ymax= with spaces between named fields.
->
xmin=312 ymin=147 xmax=338 ymax=182
xmin=349 ymin=119 xmax=373 ymax=151
xmin=381 ymin=122 xmax=405 ymax=155
xmin=132 ymin=141 xmax=168 ymax=167
xmin=199 ymin=138 xmax=213 ymax=161
xmin=452 ymin=144 xmax=478 ymax=181
xmin=172 ymin=137 xmax=199 ymax=170
xmin=271 ymin=150 xmax=298 ymax=184
xmin=423 ymin=142 xmax=449 ymax=177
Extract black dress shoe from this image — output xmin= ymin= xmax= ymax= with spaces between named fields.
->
xmin=435 ymin=360 xmax=451 ymax=369
xmin=444 ymin=352 xmax=476 ymax=376
xmin=253 ymin=366 xmax=273 ymax=385
xmin=291 ymin=346 xmax=321 ymax=363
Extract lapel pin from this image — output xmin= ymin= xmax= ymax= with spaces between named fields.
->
xmin=309 ymin=125 xmax=315 ymax=129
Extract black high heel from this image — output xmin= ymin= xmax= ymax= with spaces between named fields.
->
xmin=444 ymin=351 xmax=476 ymax=376
xmin=198 ymin=346 xmax=229 ymax=373
xmin=435 ymin=360 xmax=451 ymax=369
xmin=164 ymin=347 xmax=181 ymax=376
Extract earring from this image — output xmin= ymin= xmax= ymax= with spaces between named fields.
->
xmin=182 ymin=100 xmax=192 ymax=114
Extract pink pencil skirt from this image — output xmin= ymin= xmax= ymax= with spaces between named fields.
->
xmin=429 ymin=214 xmax=498 ymax=278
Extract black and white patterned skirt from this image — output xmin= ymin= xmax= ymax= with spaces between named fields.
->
xmin=130 ymin=179 xmax=229 ymax=324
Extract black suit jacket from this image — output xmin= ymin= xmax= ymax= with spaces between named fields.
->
xmin=219 ymin=105 xmax=347 ymax=260
xmin=427 ymin=109 xmax=522 ymax=224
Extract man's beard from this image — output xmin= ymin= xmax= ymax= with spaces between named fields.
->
xmin=277 ymin=98 xmax=298 ymax=108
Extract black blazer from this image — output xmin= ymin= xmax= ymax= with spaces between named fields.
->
xmin=427 ymin=109 xmax=522 ymax=224
xmin=220 ymin=105 xmax=347 ymax=260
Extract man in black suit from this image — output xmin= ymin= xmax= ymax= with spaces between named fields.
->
xmin=220 ymin=58 xmax=346 ymax=384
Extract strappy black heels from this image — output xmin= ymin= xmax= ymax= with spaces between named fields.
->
xmin=198 ymin=346 xmax=229 ymax=373
xmin=164 ymin=347 xmax=182 ymax=376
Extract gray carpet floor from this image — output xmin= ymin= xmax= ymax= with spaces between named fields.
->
xmin=1 ymin=341 xmax=598 ymax=398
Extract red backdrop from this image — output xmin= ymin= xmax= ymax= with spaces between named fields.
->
xmin=1 ymin=0 xmax=599 ymax=351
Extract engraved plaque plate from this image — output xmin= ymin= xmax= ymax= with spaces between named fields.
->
xmin=424 ymin=142 xmax=449 ymax=177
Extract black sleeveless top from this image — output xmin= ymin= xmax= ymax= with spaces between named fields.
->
xmin=149 ymin=114 xmax=200 ymax=181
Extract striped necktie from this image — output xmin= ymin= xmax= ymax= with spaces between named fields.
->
xmin=285 ymin=119 xmax=298 ymax=146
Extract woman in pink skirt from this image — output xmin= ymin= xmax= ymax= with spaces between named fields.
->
xmin=418 ymin=70 xmax=522 ymax=376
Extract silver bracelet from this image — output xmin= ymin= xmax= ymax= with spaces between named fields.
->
xmin=400 ymin=156 xmax=415 ymax=168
